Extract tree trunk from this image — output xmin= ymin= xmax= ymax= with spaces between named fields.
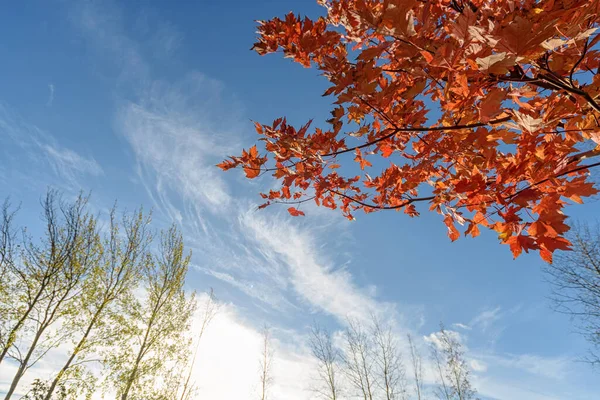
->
xmin=3 ymin=325 xmax=45 ymax=400
xmin=121 ymin=345 xmax=146 ymax=400
xmin=121 ymin=316 xmax=154 ymax=400
xmin=5 ymin=285 xmax=72 ymax=399
xmin=43 ymin=305 xmax=104 ymax=400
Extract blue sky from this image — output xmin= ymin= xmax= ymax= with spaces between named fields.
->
xmin=1 ymin=1 xmax=599 ymax=399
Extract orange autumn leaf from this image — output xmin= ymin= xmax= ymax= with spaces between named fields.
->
xmin=444 ymin=215 xmax=460 ymax=242
xmin=354 ymin=148 xmax=372 ymax=170
xmin=380 ymin=144 xmax=394 ymax=158
xmin=244 ymin=166 xmax=261 ymax=179
xmin=287 ymin=207 xmax=305 ymax=217
xmin=479 ymin=89 xmax=506 ymax=123
xmin=506 ymin=235 xmax=538 ymax=259
xmin=465 ymin=222 xmax=480 ymax=238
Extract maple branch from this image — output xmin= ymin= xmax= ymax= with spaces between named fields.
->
xmin=498 ymin=70 xmax=600 ymax=113
xmin=331 ymin=189 xmax=436 ymax=210
xmin=271 ymin=196 xmax=316 ymax=206
xmin=321 ymin=116 xmax=512 ymax=157
xmin=358 ymin=96 xmax=401 ymax=130
xmin=567 ymin=147 xmax=600 ymax=165
xmin=331 ymin=150 xmax=600 ymax=217
xmin=468 ymin=155 xmax=600 ymax=219
xmin=469 ymin=159 xmax=600 ymax=228
xmin=543 ymin=160 xmax=600 ymax=183
xmin=383 ymin=38 xmax=444 ymax=89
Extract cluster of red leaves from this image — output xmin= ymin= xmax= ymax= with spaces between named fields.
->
xmin=218 ymin=0 xmax=600 ymax=262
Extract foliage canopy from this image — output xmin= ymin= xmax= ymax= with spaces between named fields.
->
xmin=219 ymin=0 xmax=600 ymax=261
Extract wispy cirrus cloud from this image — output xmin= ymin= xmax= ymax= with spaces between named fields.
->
xmin=116 ymin=73 xmax=396 ymax=323
xmin=75 ymin=0 xmax=394 ymax=322
xmin=41 ymin=142 xmax=103 ymax=181
xmin=452 ymin=322 xmax=472 ymax=330
xmin=471 ymin=306 xmax=503 ymax=332
xmin=0 ymin=103 xmax=103 ymax=190
xmin=239 ymin=208 xmax=396 ymax=323
xmin=492 ymin=353 xmax=572 ymax=380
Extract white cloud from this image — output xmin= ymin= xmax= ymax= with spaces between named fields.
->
xmin=423 ymin=328 xmax=464 ymax=351
xmin=239 ymin=209 xmax=395 ymax=324
xmin=195 ymin=266 xmax=299 ymax=312
xmin=452 ymin=322 xmax=472 ymax=330
xmin=482 ymin=353 xmax=572 ymax=381
xmin=470 ymin=306 xmax=502 ymax=331
xmin=118 ymin=94 xmax=233 ymax=214
xmin=469 ymin=359 xmax=487 ymax=372
xmin=474 ymin=376 xmax=566 ymax=400
xmin=73 ymin=0 xmax=150 ymax=89
xmin=118 ymin=84 xmax=400 ymax=323
xmin=184 ymin=294 xmax=314 ymax=400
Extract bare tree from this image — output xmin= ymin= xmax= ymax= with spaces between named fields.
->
xmin=371 ymin=316 xmax=408 ymax=400
xmin=545 ymin=222 xmax=600 ymax=366
xmin=178 ymin=288 xmax=219 ymax=400
xmin=407 ymin=334 xmax=424 ymax=400
xmin=431 ymin=341 xmax=452 ymax=400
xmin=309 ymin=323 xmax=342 ymax=400
xmin=429 ymin=325 xmax=476 ymax=400
xmin=4 ymin=192 xmax=99 ymax=400
xmin=258 ymin=325 xmax=274 ymax=400
xmin=343 ymin=318 xmax=376 ymax=400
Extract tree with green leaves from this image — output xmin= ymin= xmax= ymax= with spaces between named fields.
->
xmin=105 ymin=224 xmax=197 ymax=400
xmin=3 ymin=191 xmax=99 ymax=400
xmin=41 ymin=207 xmax=152 ymax=400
